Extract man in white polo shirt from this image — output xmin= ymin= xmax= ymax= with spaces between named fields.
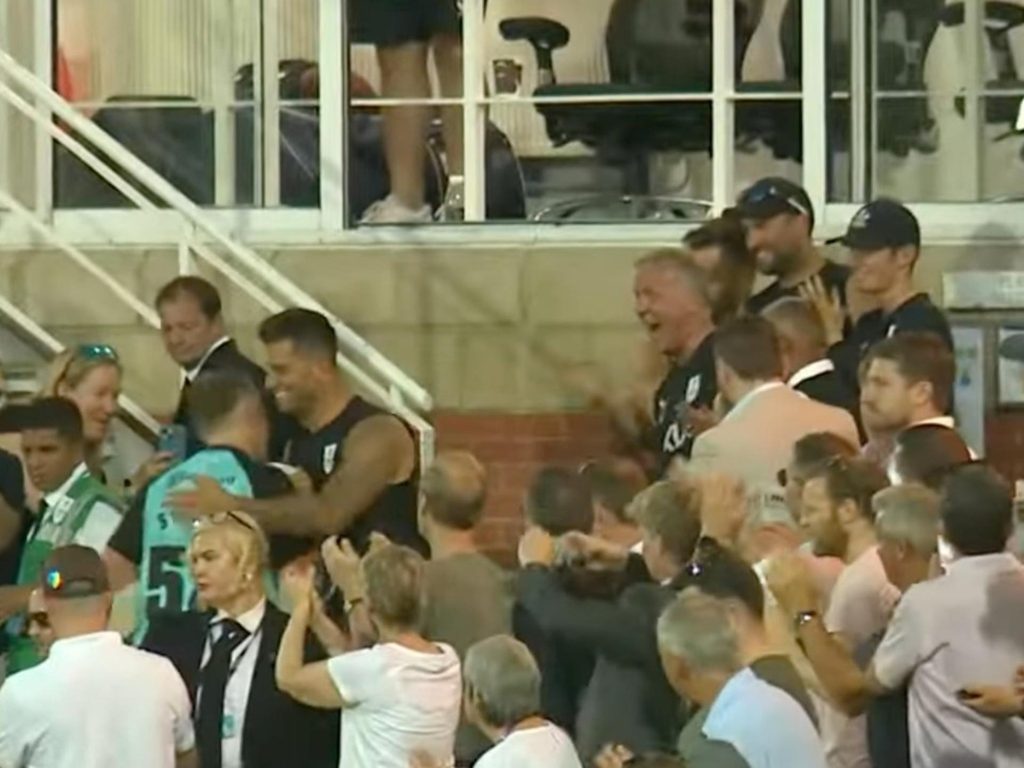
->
xmin=771 ymin=463 xmax=1024 ymax=768
xmin=0 ymin=545 xmax=196 ymax=768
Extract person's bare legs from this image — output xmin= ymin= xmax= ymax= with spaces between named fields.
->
xmin=377 ymin=42 xmax=432 ymax=210
xmin=432 ymin=33 xmax=464 ymax=177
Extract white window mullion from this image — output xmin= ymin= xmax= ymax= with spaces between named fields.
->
xmin=461 ymin=0 xmax=486 ymax=221
xmin=711 ymin=0 xmax=735 ymax=214
xmin=260 ymin=0 xmax=281 ymax=207
xmin=33 ymin=0 xmax=53 ymax=220
xmin=320 ymin=0 xmax=346 ymax=231
xmin=802 ymin=0 xmax=827 ymax=214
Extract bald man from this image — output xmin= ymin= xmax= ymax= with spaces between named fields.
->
xmin=417 ymin=451 xmax=513 ymax=765
xmin=765 ymin=297 xmax=859 ymax=421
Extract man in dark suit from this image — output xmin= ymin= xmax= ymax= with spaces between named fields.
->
xmin=156 ymin=276 xmax=294 ymax=460
xmin=764 ymin=297 xmax=859 ymax=420
xmin=141 ymin=512 xmax=338 ymax=768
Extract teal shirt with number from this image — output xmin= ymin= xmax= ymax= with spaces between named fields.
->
xmin=134 ymin=449 xmax=253 ymax=641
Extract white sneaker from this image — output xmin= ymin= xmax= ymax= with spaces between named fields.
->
xmin=360 ymin=194 xmax=433 ymax=224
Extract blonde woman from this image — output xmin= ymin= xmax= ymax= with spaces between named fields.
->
xmin=141 ymin=511 xmax=339 ymax=768
xmin=43 ymin=344 xmax=169 ymax=490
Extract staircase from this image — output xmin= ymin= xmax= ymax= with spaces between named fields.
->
xmin=0 ymin=47 xmax=434 ymax=469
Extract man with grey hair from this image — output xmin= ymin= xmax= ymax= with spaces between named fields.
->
xmin=461 ymin=635 xmax=581 ymax=768
xmin=764 ymin=297 xmax=858 ymax=419
xmin=418 ymin=450 xmax=512 ymax=763
xmin=657 ymin=589 xmax=826 ymax=768
xmin=633 ymin=248 xmax=718 ymax=473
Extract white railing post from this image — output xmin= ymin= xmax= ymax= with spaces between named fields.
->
xmin=319 ymin=0 xmax=346 ymax=231
xmin=261 ymin=0 xmax=282 ymax=208
xmin=31 ymin=0 xmax=53 ymax=220
xmin=803 ymin=0 xmax=828 ymax=214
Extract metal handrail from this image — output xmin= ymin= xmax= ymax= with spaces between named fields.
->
xmin=0 ymin=49 xmax=433 ymax=415
xmin=0 ymin=292 xmax=160 ymax=436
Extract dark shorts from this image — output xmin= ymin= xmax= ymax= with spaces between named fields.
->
xmin=350 ymin=0 xmax=461 ymax=47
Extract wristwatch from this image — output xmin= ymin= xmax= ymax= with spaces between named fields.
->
xmin=793 ymin=610 xmax=820 ymax=632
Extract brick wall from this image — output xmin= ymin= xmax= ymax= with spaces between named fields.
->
xmin=985 ymin=413 xmax=1024 ymax=485
xmin=433 ymin=411 xmax=614 ymax=565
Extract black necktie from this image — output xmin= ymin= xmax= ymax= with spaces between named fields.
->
xmin=197 ymin=618 xmax=250 ymax=768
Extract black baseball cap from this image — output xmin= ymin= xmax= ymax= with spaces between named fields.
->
xmin=999 ymin=332 xmax=1024 ymax=364
xmin=41 ymin=545 xmax=110 ymax=598
xmin=735 ymin=177 xmax=814 ymax=225
xmin=828 ymin=198 xmax=921 ymax=251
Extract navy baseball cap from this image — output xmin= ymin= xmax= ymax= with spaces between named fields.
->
xmin=999 ymin=332 xmax=1024 ymax=364
xmin=735 ymin=177 xmax=814 ymax=225
xmin=828 ymin=198 xmax=921 ymax=251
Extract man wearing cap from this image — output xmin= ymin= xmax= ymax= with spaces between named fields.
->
xmin=736 ymin=177 xmax=851 ymax=316
xmin=0 ymin=545 xmax=196 ymax=768
xmin=812 ymin=199 xmax=952 ymax=394
xmin=0 ymin=397 xmax=125 ymax=674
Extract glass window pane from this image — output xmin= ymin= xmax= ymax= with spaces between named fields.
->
xmin=474 ymin=0 xmax=718 ymax=223
xmin=828 ymin=0 xmax=1024 ymax=203
xmin=53 ymin=0 xmax=319 ymax=209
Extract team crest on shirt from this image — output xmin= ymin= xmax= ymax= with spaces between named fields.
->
xmin=323 ymin=443 xmax=338 ymax=474
xmin=685 ymin=375 xmax=702 ymax=404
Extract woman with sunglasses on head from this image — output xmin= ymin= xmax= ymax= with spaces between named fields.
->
xmin=43 ymin=344 xmax=172 ymax=493
xmin=141 ymin=511 xmax=340 ymax=768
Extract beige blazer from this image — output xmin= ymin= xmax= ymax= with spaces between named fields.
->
xmin=689 ymin=383 xmax=860 ymax=525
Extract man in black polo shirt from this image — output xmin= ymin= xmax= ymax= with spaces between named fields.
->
xmin=813 ymin=199 xmax=953 ymax=392
xmin=737 ymin=177 xmax=851 ymax=315
xmin=634 ymin=249 xmax=718 ymax=477
xmin=168 ymin=309 xmax=425 ymax=555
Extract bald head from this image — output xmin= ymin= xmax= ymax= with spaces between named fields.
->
xmin=763 ymin=297 xmax=827 ymax=368
xmin=421 ymin=450 xmax=488 ymax=530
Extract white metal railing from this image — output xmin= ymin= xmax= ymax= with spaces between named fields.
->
xmin=0 ymin=48 xmax=435 ymax=466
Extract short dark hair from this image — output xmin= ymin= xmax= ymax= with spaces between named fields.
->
xmin=674 ymin=538 xmax=765 ymax=619
xmin=865 ymin=333 xmax=955 ymax=414
xmin=22 ymin=397 xmax=84 ymax=443
xmin=580 ymin=459 xmax=645 ymax=524
xmin=894 ymin=425 xmax=971 ymax=490
xmin=807 ymin=457 xmax=890 ymax=523
xmin=791 ymin=432 xmax=859 ymax=474
xmin=941 ymin=463 xmax=1013 ymax=556
xmin=155 ymin=276 xmax=222 ymax=320
xmin=524 ymin=467 xmax=594 ymax=535
xmin=684 ymin=214 xmax=756 ymax=322
xmin=258 ymin=308 xmax=338 ymax=360
xmin=186 ymin=370 xmax=264 ymax=439
xmin=714 ymin=315 xmax=783 ymax=381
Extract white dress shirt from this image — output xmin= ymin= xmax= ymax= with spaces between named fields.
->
xmin=873 ymin=553 xmax=1024 ymax=768
xmin=787 ymin=359 xmax=836 ymax=389
xmin=185 ymin=336 xmax=232 ymax=382
xmin=199 ymin=599 xmax=266 ymax=768
xmin=0 ymin=631 xmax=194 ymax=768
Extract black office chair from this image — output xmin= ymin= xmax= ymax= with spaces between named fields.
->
xmin=500 ymin=0 xmax=739 ymax=220
xmin=55 ymin=96 xmax=214 ymax=207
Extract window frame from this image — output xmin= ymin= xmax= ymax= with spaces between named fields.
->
xmin=1 ymin=0 xmax=1022 ymax=247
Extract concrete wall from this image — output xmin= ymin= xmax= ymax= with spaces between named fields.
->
xmin=2 ymin=240 xmax=1022 ymax=559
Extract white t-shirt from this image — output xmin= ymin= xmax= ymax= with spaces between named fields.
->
xmin=821 ymin=546 xmax=900 ymax=768
xmin=476 ymin=723 xmax=582 ymax=768
xmin=328 ymin=641 xmax=462 ymax=768
xmin=0 ymin=631 xmax=194 ymax=768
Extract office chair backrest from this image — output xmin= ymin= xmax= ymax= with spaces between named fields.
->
xmin=606 ymin=0 xmax=714 ymax=90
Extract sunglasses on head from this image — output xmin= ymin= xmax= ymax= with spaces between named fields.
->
xmin=201 ymin=510 xmax=258 ymax=532
xmin=76 ymin=343 xmax=119 ymax=362
xmin=744 ymin=185 xmax=809 ymax=218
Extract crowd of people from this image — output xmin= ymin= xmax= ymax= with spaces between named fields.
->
xmin=0 ymin=176 xmax=1021 ymax=768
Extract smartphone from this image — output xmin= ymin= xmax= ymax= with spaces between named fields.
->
xmin=157 ymin=424 xmax=189 ymax=465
